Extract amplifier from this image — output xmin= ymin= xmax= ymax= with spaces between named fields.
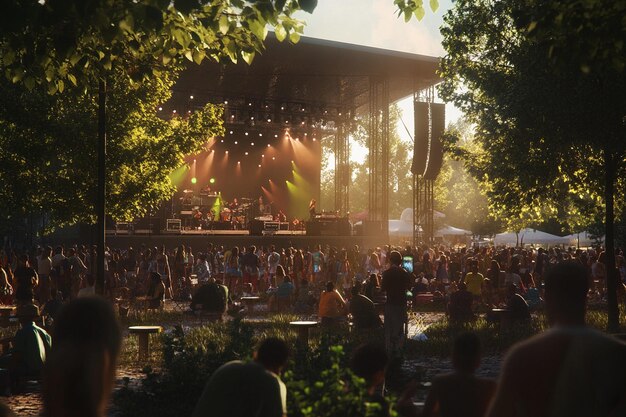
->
xmin=180 ymin=210 xmax=193 ymax=215
xmin=264 ymin=221 xmax=280 ymax=231
xmin=166 ymin=219 xmax=181 ymax=231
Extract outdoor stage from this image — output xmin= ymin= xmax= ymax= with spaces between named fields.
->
xmin=105 ymin=232 xmax=368 ymax=252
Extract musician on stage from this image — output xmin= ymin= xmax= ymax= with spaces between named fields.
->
xmin=229 ymin=197 xmax=239 ymax=211
xmin=309 ymin=199 xmax=317 ymax=220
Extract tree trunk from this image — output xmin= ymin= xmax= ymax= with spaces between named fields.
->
xmin=96 ymin=79 xmax=107 ymax=295
xmin=604 ymin=147 xmax=619 ymax=332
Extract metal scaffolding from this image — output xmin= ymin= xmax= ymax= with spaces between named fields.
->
xmin=334 ymin=120 xmax=350 ymax=216
xmin=368 ymin=77 xmax=390 ymax=228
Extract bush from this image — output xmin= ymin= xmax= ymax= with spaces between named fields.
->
xmin=114 ymin=319 xmax=392 ymax=417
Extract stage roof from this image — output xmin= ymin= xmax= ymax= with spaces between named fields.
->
xmin=166 ymin=34 xmax=441 ymax=115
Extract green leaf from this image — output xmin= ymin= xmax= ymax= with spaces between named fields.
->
xmin=192 ymin=49 xmax=205 ymax=65
xmin=430 ymin=0 xmax=438 ymax=13
xmin=241 ymin=51 xmax=255 ymax=65
xmin=67 ymin=74 xmax=77 ymax=86
xmin=413 ymin=6 xmax=425 ymax=21
xmin=299 ymin=0 xmax=318 ymax=14
xmin=24 ymin=77 xmax=36 ymax=91
xmin=219 ymin=15 xmax=229 ymax=35
xmin=289 ymin=31 xmax=301 ymax=43
xmin=275 ymin=25 xmax=287 ymax=42
xmin=57 ymin=79 xmax=64 ymax=93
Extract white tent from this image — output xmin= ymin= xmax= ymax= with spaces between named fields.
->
xmin=494 ymin=228 xmax=570 ymax=246
xmin=565 ymin=231 xmax=603 ymax=247
xmin=388 ymin=219 xmax=414 ymax=237
xmin=435 ymin=225 xmax=472 ymax=237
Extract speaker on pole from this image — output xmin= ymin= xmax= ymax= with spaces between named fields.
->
xmin=411 ymin=101 xmax=429 ymax=176
xmin=424 ymin=103 xmax=445 ymax=180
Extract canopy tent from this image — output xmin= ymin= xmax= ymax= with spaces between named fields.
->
xmin=435 ymin=225 xmax=472 ymax=237
xmin=494 ymin=229 xmax=570 ymax=246
xmin=565 ymin=231 xmax=603 ymax=247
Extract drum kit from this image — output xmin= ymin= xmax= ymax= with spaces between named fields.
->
xmin=179 ymin=190 xmax=256 ymax=230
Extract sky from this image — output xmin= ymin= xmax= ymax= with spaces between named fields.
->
xmin=293 ymin=0 xmax=461 ymax=161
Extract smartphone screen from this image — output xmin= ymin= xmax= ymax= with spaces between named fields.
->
xmin=402 ymin=256 xmax=414 ymax=273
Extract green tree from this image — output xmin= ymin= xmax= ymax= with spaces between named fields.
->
xmin=436 ymin=119 xmax=501 ymax=236
xmin=0 ymin=63 xmax=223 ymax=235
xmin=438 ymin=0 xmax=626 ymax=330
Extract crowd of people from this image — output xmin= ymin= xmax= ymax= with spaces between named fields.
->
xmin=0 ymin=241 xmax=624 ymax=416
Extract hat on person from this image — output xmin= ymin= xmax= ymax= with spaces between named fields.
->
xmin=16 ymin=304 xmax=40 ymax=318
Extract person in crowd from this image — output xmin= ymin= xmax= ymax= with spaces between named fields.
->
xmin=463 ymin=259 xmax=484 ymax=304
xmin=41 ymin=289 xmax=64 ymax=326
xmin=293 ymin=278 xmax=315 ymax=314
xmin=191 ymin=277 xmax=229 ymax=318
xmin=13 ymin=255 xmax=38 ymax=306
xmin=147 ymin=272 xmax=166 ymax=310
xmin=0 ymin=267 xmax=13 ymax=305
xmin=447 ymin=281 xmax=474 ymax=323
xmin=363 ymin=273 xmax=380 ymax=301
xmin=318 ymin=281 xmax=347 ymax=326
xmin=224 ymin=247 xmax=241 ymax=293
xmin=193 ymin=253 xmax=211 ymax=283
xmin=487 ymin=261 xmax=626 ymax=417
xmin=43 ymin=297 xmax=121 ymax=417
xmin=267 ymin=246 xmax=281 ymax=288
xmin=0 ymin=304 xmax=51 ymax=391
xmin=155 ymin=246 xmax=172 ymax=299
xmin=505 ymin=283 xmax=531 ymax=322
xmin=349 ymin=284 xmax=382 ymax=329
xmin=192 ymin=337 xmax=289 ymax=417
xmin=350 ymin=343 xmax=390 ymax=415
xmin=310 ymin=245 xmax=324 ymax=283
xmin=37 ymin=246 xmax=52 ymax=304
xmin=269 ymin=266 xmax=295 ymax=312
xmin=381 ymin=251 xmax=411 ymax=354
xmin=241 ymin=246 xmax=261 ymax=292
xmin=418 ymin=333 xmax=496 ymax=417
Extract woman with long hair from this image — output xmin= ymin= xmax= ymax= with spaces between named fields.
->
xmin=225 ymin=247 xmax=241 ymax=293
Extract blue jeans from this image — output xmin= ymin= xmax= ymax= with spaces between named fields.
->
xmin=384 ymin=304 xmax=407 ymax=353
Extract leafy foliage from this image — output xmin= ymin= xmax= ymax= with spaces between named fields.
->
xmin=438 ymin=0 xmax=626 ymax=234
xmin=0 ymin=62 xmax=223 ymax=231
xmin=116 ymin=319 xmax=392 ymax=417
xmin=0 ymin=0 xmax=313 ymax=92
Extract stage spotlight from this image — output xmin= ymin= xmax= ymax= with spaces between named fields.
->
xmin=237 ymin=161 xmax=241 ymax=164
xmin=190 ymin=95 xmax=194 ymax=99
xmin=244 ymin=132 xmax=249 ymax=136
xmin=274 ymin=134 xmax=278 ymax=138
xmin=191 ymin=177 xmax=197 ymax=184
xmin=173 ymin=110 xmax=177 ymax=114
xmin=245 ymin=152 xmax=249 ymax=155
xmin=251 ymin=142 xmax=255 ymax=146
xmin=220 ymin=139 xmax=224 ymax=143
xmin=229 ymin=130 xmax=233 ymax=134
xmin=259 ymin=133 xmax=263 ymax=136
xmin=262 ymin=154 xmax=265 ymax=158
xmin=224 ymin=100 xmax=228 ymax=104
xmin=267 ymin=144 xmax=270 ymax=148
xmin=209 ymin=178 xmax=216 ymax=184
xmin=258 ymin=164 xmax=262 ymax=168
xmin=272 ymin=156 xmax=276 ymax=160
xmin=234 ymin=141 xmax=238 ymax=145
xmin=225 ymin=151 xmax=229 ymax=154
xmin=158 ymin=107 xmax=162 ymax=111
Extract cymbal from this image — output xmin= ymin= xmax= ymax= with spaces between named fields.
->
xmin=183 ymin=189 xmax=193 ymax=194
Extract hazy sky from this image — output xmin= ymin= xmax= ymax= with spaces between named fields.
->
xmin=293 ymin=0 xmax=461 ymax=153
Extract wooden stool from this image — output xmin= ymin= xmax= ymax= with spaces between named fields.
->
xmin=129 ymin=326 xmax=162 ymax=361
xmin=240 ymin=296 xmax=261 ymax=314
xmin=289 ymin=321 xmax=318 ymax=347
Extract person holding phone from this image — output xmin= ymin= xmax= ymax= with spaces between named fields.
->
xmin=381 ymin=251 xmax=411 ymax=355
